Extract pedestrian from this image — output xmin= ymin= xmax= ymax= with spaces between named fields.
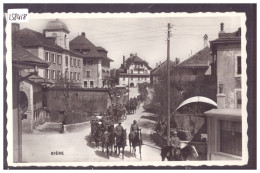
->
xmin=114 ymin=121 xmax=124 ymax=137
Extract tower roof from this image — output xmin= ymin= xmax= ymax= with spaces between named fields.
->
xmin=45 ymin=19 xmax=70 ymax=33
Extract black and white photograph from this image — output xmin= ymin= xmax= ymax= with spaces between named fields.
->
xmin=3 ymin=4 xmax=256 ymax=168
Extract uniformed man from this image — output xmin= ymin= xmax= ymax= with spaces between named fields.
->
xmin=114 ymin=121 xmax=124 ymax=137
xmin=170 ymin=130 xmax=181 ymax=158
xmin=91 ymin=114 xmax=99 ymax=134
xmin=130 ymin=120 xmax=139 ymax=139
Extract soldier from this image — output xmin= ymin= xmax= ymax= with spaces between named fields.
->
xmin=91 ymin=114 xmax=99 ymax=134
xmin=130 ymin=120 xmax=139 ymax=139
xmin=170 ymin=130 xmax=181 ymax=158
xmin=114 ymin=121 xmax=124 ymax=136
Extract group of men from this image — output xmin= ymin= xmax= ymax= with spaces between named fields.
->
xmin=91 ymin=114 xmax=181 ymax=157
xmin=91 ymin=114 xmax=140 ymax=140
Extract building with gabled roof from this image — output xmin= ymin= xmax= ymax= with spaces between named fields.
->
xmin=205 ymin=23 xmax=242 ymax=160
xmin=70 ymin=32 xmax=114 ymax=88
xmin=118 ymin=53 xmax=152 ymax=87
xmin=12 ymin=40 xmax=50 ymax=162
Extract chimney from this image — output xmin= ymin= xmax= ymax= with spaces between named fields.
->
xmin=159 ymin=61 xmax=161 ymax=66
xmin=123 ymin=55 xmax=126 ymax=68
xmin=130 ymin=53 xmax=134 ymax=58
xmin=175 ymin=58 xmax=180 ymax=65
xmin=12 ymin=23 xmax=20 ymax=33
xmin=220 ymin=23 xmax=224 ymax=32
xmin=204 ymin=34 xmax=208 ymax=47
xmin=156 ymin=63 xmax=158 ymax=68
xmin=81 ymin=32 xmax=85 ymax=37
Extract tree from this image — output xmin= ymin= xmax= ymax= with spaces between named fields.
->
xmin=54 ymin=76 xmax=81 ymax=112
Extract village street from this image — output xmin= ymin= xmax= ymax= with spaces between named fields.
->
xmin=22 ymin=88 xmax=162 ymax=163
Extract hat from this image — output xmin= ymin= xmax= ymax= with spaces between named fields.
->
xmin=133 ymin=120 xmax=137 ymax=123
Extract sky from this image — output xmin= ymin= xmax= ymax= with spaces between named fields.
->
xmin=19 ymin=15 xmax=242 ymax=69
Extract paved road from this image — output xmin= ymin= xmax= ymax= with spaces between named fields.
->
xmin=22 ymin=88 xmax=161 ymax=162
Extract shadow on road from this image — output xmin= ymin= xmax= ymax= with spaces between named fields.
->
xmin=95 ymin=149 xmax=118 ymax=159
xmin=84 ymin=135 xmax=101 ymax=149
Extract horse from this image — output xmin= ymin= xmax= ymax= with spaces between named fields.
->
xmin=129 ymin=129 xmax=142 ymax=160
xmin=89 ymin=123 xmax=103 ymax=148
xmin=114 ymin=129 xmax=127 ymax=159
xmin=160 ymin=144 xmax=199 ymax=161
xmin=101 ymin=131 xmax=115 ymax=159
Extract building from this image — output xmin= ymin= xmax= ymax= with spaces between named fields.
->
xmin=14 ymin=19 xmax=113 ymax=88
xmin=12 ymin=43 xmax=49 ymax=162
xmin=170 ymin=35 xmax=217 ymax=101
xmin=150 ymin=59 xmax=178 ymax=86
xmin=205 ymin=23 xmax=242 ymax=160
xmin=70 ymin=32 xmax=113 ymax=88
xmin=118 ymin=53 xmax=152 ymax=87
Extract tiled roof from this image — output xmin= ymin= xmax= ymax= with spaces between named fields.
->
xmin=152 ymin=60 xmax=176 ymax=76
xmin=14 ymin=28 xmax=64 ymax=51
xmin=125 ymin=55 xmax=152 ymax=70
xmin=210 ymin=28 xmax=241 ymax=43
xmin=69 ymin=35 xmax=96 ymax=50
xmin=177 ymin=46 xmax=211 ymax=68
xmin=70 ymin=35 xmax=113 ymax=61
xmin=12 ymin=44 xmax=50 ymax=68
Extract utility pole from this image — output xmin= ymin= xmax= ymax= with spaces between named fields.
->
xmin=167 ymin=23 xmax=172 ymax=145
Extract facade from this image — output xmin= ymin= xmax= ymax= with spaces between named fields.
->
xmin=118 ymin=53 xmax=152 ymax=87
xmin=70 ymin=32 xmax=113 ymax=88
xmin=205 ymin=23 xmax=242 ymax=160
xmin=12 ymin=43 xmax=49 ymax=162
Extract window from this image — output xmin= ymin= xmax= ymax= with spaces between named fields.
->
xmin=220 ymin=120 xmax=242 ymax=156
xmin=74 ymin=59 xmax=77 ymax=67
xmin=123 ymin=76 xmax=125 ymax=81
xmin=74 ymin=72 xmax=77 ymax=80
xmin=78 ymin=60 xmax=81 ymax=67
xmin=52 ymin=33 xmax=57 ymax=44
xmin=45 ymin=52 xmax=49 ymax=62
xmin=87 ymin=60 xmax=92 ymax=66
xmin=45 ymin=69 xmax=49 ymax=79
xmin=70 ymin=72 xmax=73 ymax=80
xmin=145 ymin=77 xmax=147 ymax=81
xmin=87 ymin=71 xmax=91 ymax=77
xmin=84 ymin=81 xmax=88 ymax=88
xmin=235 ymin=89 xmax=242 ymax=109
xmin=64 ymin=34 xmax=67 ymax=48
xmin=65 ymin=56 xmax=68 ymax=66
xmin=70 ymin=58 xmax=73 ymax=67
xmin=131 ymin=76 xmax=133 ymax=81
xmin=57 ymin=55 xmax=61 ymax=64
xmin=65 ymin=71 xmax=68 ymax=79
xmin=90 ymin=81 xmax=94 ymax=88
xmin=235 ymin=56 xmax=241 ymax=76
xmin=57 ymin=70 xmax=61 ymax=79
xmin=53 ymin=70 xmax=56 ymax=80
xmin=138 ymin=77 xmax=140 ymax=81
xmin=78 ymin=73 xmax=80 ymax=80
xmin=52 ymin=54 xmax=56 ymax=64
xmin=131 ymin=70 xmax=133 ymax=74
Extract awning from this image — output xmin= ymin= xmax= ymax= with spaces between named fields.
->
xmin=175 ymin=96 xmax=217 ymax=111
